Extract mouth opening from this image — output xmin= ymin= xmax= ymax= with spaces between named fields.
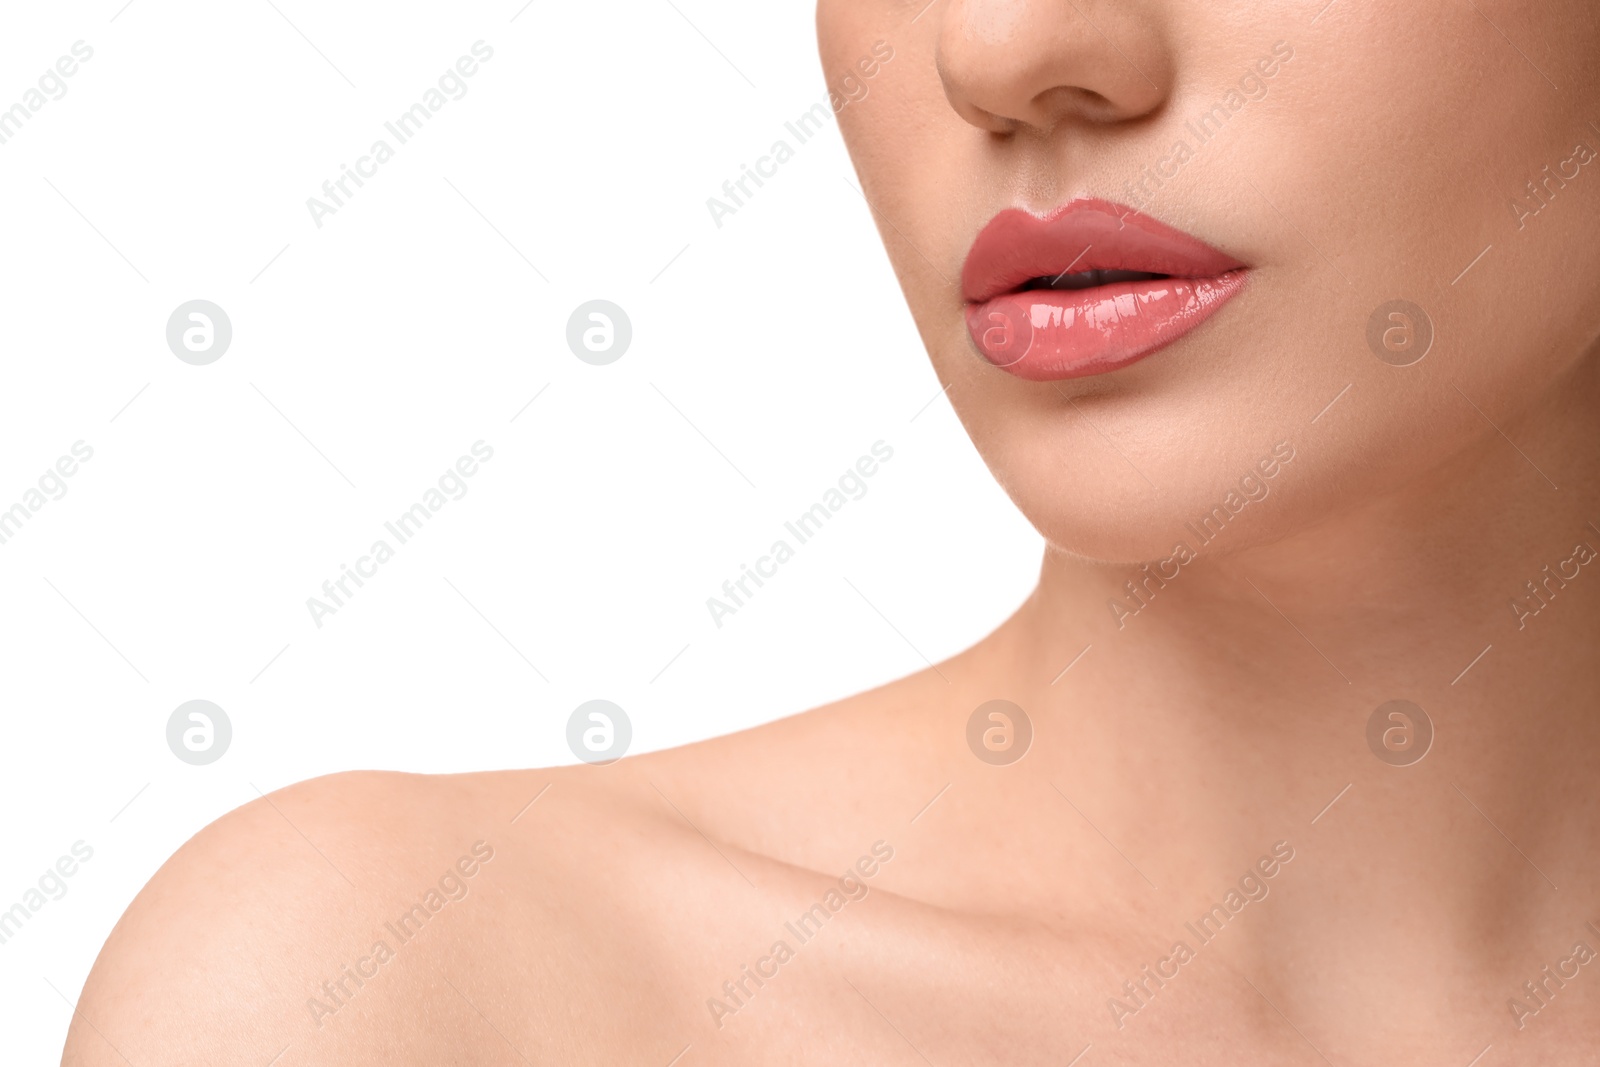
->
xmin=1020 ymin=268 xmax=1171 ymax=293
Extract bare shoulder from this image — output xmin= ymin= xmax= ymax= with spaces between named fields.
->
xmin=62 ymin=671 xmax=963 ymax=1066
xmin=59 ymin=767 xmax=684 ymax=1066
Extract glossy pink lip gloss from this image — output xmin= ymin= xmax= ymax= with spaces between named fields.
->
xmin=961 ymin=199 xmax=1248 ymax=381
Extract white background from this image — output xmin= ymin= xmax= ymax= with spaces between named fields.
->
xmin=0 ymin=1 xmax=1041 ymax=1058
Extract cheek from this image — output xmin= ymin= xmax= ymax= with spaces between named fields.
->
xmin=1259 ymin=5 xmax=1600 ymax=327
xmin=1238 ymin=4 xmax=1600 ymax=450
xmin=816 ymin=1 xmax=885 ymax=80
xmin=829 ymin=12 xmax=961 ymax=241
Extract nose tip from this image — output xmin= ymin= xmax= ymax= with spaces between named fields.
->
xmin=936 ymin=0 xmax=1172 ymax=134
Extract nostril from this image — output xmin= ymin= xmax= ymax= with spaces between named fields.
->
xmin=1036 ymin=85 xmax=1127 ymax=125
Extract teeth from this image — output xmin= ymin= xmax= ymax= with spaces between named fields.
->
xmin=1031 ymin=269 xmax=1168 ymax=292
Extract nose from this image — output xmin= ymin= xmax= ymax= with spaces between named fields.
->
xmin=936 ymin=0 xmax=1172 ymax=134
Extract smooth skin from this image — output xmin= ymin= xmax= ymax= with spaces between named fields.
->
xmin=66 ymin=1 xmax=1600 ymax=1063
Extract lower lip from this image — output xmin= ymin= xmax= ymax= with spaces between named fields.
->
xmin=964 ymin=270 xmax=1248 ymax=381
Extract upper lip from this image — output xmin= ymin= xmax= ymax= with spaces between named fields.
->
xmin=960 ymin=198 xmax=1246 ymax=304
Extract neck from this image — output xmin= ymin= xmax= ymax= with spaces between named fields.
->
xmin=989 ymin=352 xmax=1600 ymax=1034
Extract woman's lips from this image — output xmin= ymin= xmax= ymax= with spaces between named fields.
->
xmin=961 ymin=199 xmax=1248 ymax=381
